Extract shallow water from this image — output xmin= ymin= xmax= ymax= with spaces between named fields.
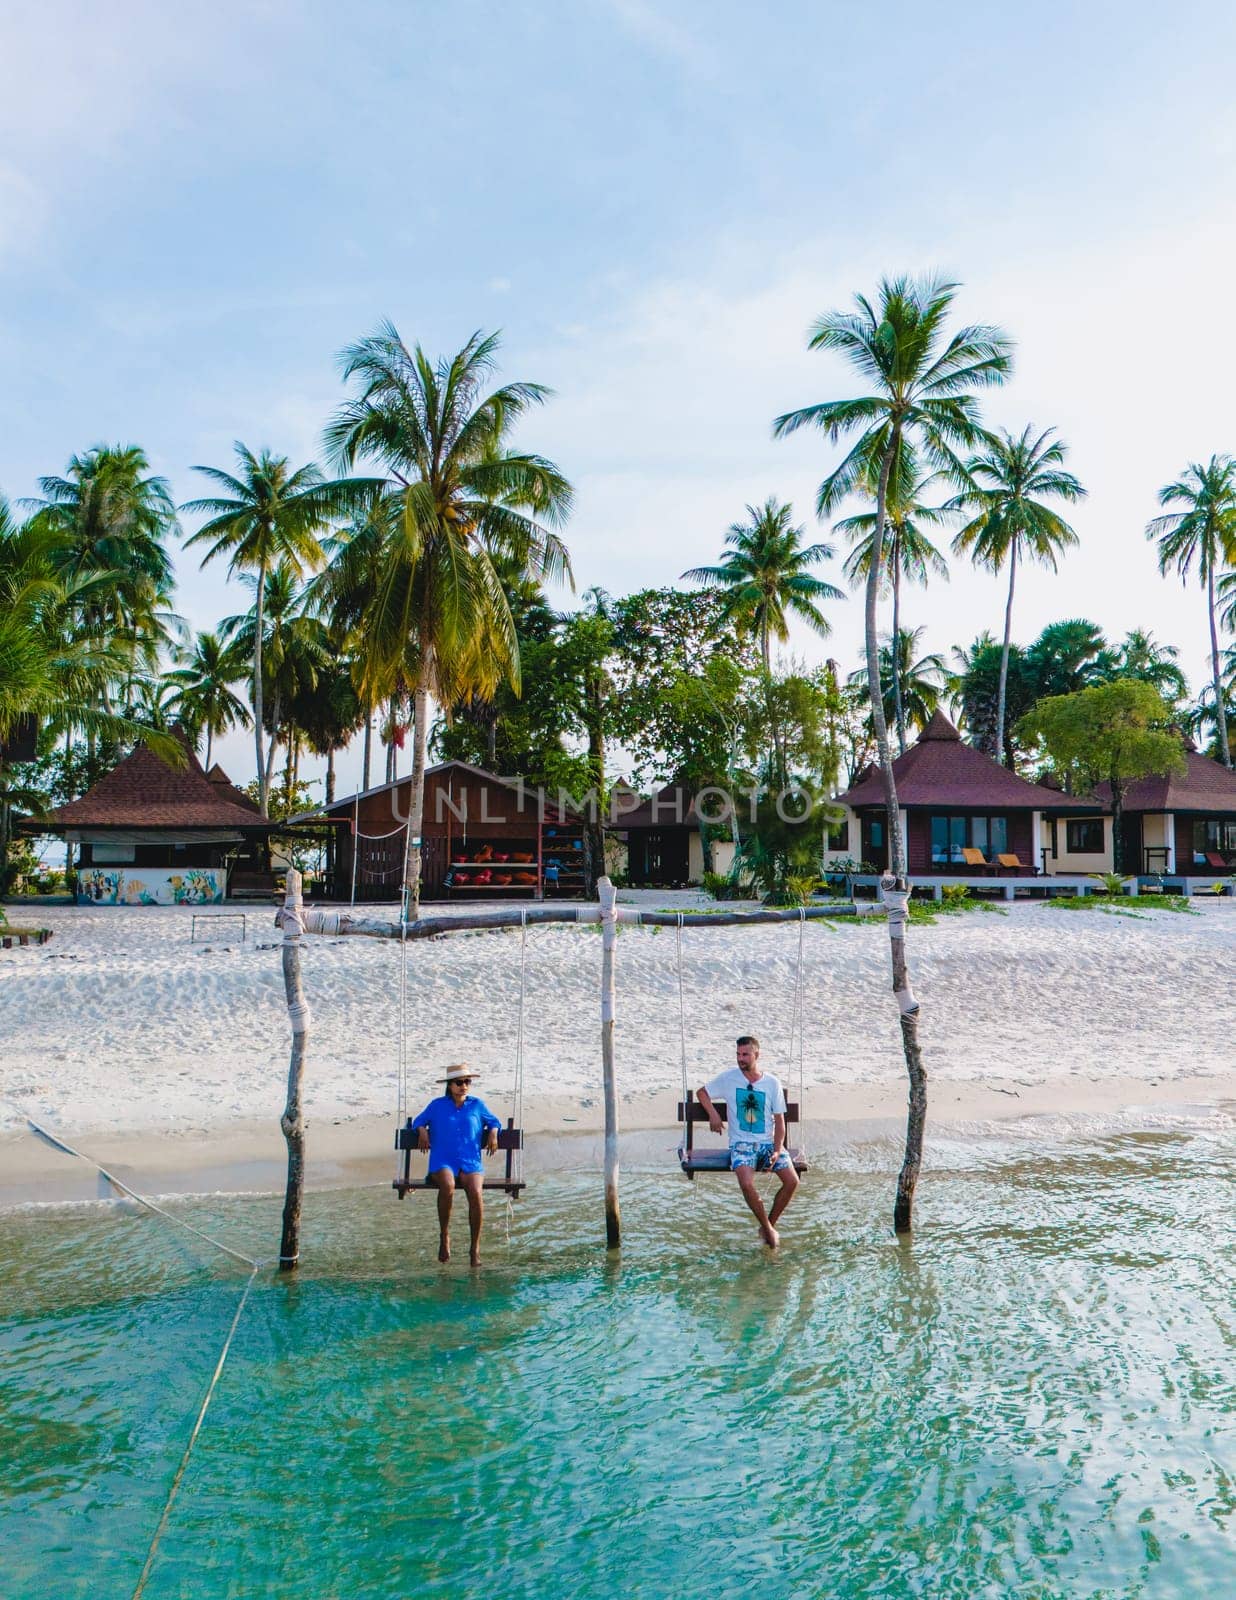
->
xmin=2 ymin=1133 xmax=1234 ymax=1599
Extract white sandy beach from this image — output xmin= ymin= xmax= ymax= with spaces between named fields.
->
xmin=2 ymin=890 xmax=1235 ymax=1204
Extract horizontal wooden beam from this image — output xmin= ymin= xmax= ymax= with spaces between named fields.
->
xmin=291 ymin=902 xmax=855 ymax=941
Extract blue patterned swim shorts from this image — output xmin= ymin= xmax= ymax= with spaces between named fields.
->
xmin=730 ymin=1140 xmax=791 ymax=1173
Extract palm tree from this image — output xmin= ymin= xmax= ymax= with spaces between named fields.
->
xmin=848 ymin=627 xmax=947 ymax=736
xmin=165 ymin=631 xmax=252 ymax=769
xmin=682 ymin=497 xmax=842 ymax=785
xmin=182 ymin=444 xmax=350 ymax=814
xmin=774 ymin=273 xmax=1011 ymax=1236
xmin=948 ymin=426 xmax=1085 ymax=765
xmin=323 ymin=324 xmax=573 ymax=916
xmin=835 ymin=461 xmax=949 ymax=754
xmin=1150 ymin=456 xmax=1236 ymax=767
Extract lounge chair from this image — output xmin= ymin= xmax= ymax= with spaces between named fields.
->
xmin=1204 ymin=852 xmax=1230 ymax=871
xmin=960 ymin=847 xmax=996 ymax=874
xmin=996 ymin=852 xmax=1032 ymax=876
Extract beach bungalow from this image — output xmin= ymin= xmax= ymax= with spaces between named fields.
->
xmin=832 ymin=711 xmax=1096 ymax=883
xmin=312 ymin=760 xmax=589 ymax=900
xmin=1092 ymin=739 xmax=1236 ymax=877
xmin=32 ymin=739 xmax=278 ymax=905
xmin=609 ymin=783 xmax=738 ymax=887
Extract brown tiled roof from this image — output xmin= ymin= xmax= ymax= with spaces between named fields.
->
xmin=44 ymin=742 xmax=273 ymax=829
xmin=837 ymin=711 xmax=1094 ymax=812
xmin=206 ymin=763 xmax=263 ymax=814
xmin=1093 ymin=747 xmax=1236 ymax=813
xmin=611 ymin=783 xmax=700 ymax=830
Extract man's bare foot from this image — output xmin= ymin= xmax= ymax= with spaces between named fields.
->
xmin=438 ymin=1240 xmax=451 ymax=1263
xmin=469 ymin=1251 xmax=481 ymax=1267
xmin=760 ymin=1223 xmax=780 ymax=1249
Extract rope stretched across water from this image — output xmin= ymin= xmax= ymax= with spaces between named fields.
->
xmin=8 ymin=1102 xmax=267 ymax=1598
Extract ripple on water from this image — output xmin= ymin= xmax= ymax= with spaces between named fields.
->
xmin=1 ymin=1133 xmax=1234 ymax=1599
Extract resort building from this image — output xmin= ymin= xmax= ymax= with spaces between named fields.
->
xmin=1094 ymin=740 xmax=1236 ymax=875
xmin=610 ymin=783 xmax=739 ymax=887
xmin=33 ymin=739 xmax=278 ymax=905
xmin=831 ymin=711 xmax=1095 ymax=877
xmin=312 ymin=760 xmax=590 ymax=900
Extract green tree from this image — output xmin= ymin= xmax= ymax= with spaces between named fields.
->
xmin=324 ymin=324 xmax=573 ymax=916
xmin=847 ymin=627 xmax=947 ymax=737
xmin=835 ymin=463 xmax=949 ymax=753
xmin=948 ymin=632 xmax=1035 ymax=761
xmin=1149 ymin=456 xmax=1236 ymax=768
xmin=774 ymin=273 xmax=1012 ymax=1234
xmin=681 ymin=496 xmax=842 ymax=785
xmin=1018 ymin=680 xmax=1184 ymax=871
xmin=182 ymin=444 xmax=346 ymax=814
xmin=165 ymin=631 xmax=252 ymax=770
xmin=1098 ymin=629 xmax=1188 ymax=708
xmin=948 ymin=426 xmax=1085 ymax=765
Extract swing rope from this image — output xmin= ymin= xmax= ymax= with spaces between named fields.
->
xmin=794 ymin=908 xmax=808 ymax=1157
xmin=676 ymin=913 xmax=690 ymax=1117
xmin=512 ymin=908 xmax=528 ymax=1187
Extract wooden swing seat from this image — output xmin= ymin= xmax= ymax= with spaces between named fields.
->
xmin=393 ymin=1117 xmax=526 ymax=1197
xmin=677 ymin=1092 xmax=808 ymax=1179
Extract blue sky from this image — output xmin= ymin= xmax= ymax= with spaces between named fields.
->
xmin=5 ymin=0 xmax=1236 ymax=791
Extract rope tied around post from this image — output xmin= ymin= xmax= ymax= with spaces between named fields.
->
xmin=880 ymin=874 xmax=919 ymax=1016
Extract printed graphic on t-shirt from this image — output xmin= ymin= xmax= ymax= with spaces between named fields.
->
xmin=735 ymin=1085 xmax=766 ymax=1134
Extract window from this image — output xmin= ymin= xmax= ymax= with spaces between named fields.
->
xmin=1066 ymin=819 xmax=1105 ymax=854
xmin=825 ymin=818 xmax=848 ymax=851
xmin=91 ymin=841 xmax=135 ymax=865
xmin=929 ymin=814 xmax=1011 ymax=865
xmin=868 ymin=819 xmax=884 ymax=848
xmin=1192 ymin=818 xmax=1236 ymax=864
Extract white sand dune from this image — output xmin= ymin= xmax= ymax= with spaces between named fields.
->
xmin=3 ymin=892 xmax=1235 ymax=1147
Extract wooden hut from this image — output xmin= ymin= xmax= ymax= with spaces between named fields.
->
xmin=609 ymin=783 xmax=738 ymax=887
xmin=33 ymin=740 xmax=277 ymax=904
xmin=834 ymin=711 xmax=1094 ymax=876
xmin=315 ymin=760 xmax=589 ymax=901
xmin=1091 ymin=740 xmax=1236 ymax=876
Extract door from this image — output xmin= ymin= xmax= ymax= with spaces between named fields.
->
xmin=860 ymin=813 xmax=888 ymax=871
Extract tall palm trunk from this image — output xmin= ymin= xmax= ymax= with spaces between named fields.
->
xmin=362 ymin=714 xmax=372 ymax=791
xmin=205 ymin=725 xmax=214 ymax=771
xmin=325 ymin=747 xmax=336 ymax=806
xmin=995 ymin=541 xmax=1017 ymax=766
xmin=264 ymin=688 xmax=282 ymax=802
xmin=870 ymin=426 xmax=925 ymax=1236
xmin=1208 ymin=563 xmax=1232 ymax=767
xmin=761 ymin=627 xmax=785 ymax=787
xmin=404 ymin=679 xmax=431 ymax=918
xmin=891 ymin=529 xmax=907 ymax=756
xmin=253 ymin=553 xmax=269 ymax=815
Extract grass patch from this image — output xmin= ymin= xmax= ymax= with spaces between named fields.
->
xmin=1042 ymin=894 xmax=1197 ymax=915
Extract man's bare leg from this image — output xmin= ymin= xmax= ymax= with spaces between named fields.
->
xmin=768 ymin=1166 xmax=799 ymax=1229
xmin=736 ymin=1167 xmax=778 ymax=1248
xmin=433 ymin=1170 xmax=455 ymax=1261
xmin=460 ymin=1171 xmax=485 ymax=1265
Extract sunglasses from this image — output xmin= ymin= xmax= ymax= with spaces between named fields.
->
xmin=449 ymin=1077 xmax=473 ymax=1086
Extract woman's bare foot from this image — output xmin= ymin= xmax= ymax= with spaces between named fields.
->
xmin=469 ymin=1250 xmax=481 ymax=1267
xmin=760 ymin=1223 xmax=780 ymax=1249
xmin=438 ymin=1238 xmax=451 ymax=1263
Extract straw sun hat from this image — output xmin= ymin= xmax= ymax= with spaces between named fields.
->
xmin=438 ymin=1064 xmax=479 ymax=1084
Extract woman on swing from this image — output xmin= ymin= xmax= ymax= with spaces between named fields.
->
xmin=411 ymin=1065 xmax=502 ymax=1264
xmin=696 ymin=1036 xmax=799 ymax=1249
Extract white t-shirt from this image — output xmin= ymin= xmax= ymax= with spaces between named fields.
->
xmin=704 ymin=1068 xmax=787 ymax=1146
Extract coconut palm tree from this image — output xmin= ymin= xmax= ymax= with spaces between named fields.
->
xmin=1149 ymin=456 xmax=1236 ymax=767
xmin=681 ymin=497 xmax=842 ymax=785
xmin=182 ymin=444 xmax=351 ymax=813
xmin=847 ymin=627 xmax=947 ymax=736
xmin=774 ymin=273 xmax=1011 ymax=1236
xmin=835 ymin=462 xmax=949 ymax=754
xmin=948 ymin=426 xmax=1085 ymax=766
xmin=322 ymin=323 xmax=573 ymax=916
xmin=165 ymin=631 xmax=252 ymax=769
xmin=1101 ymin=629 xmax=1189 ymax=707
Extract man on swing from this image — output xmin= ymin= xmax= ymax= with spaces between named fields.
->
xmin=411 ymin=1065 xmax=502 ymax=1265
xmin=697 ymin=1036 xmax=798 ymax=1249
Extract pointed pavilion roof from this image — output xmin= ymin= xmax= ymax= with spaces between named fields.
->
xmin=1093 ymin=745 xmax=1236 ymax=813
xmin=42 ymin=740 xmax=274 ymax=830
xmin=836 ymin=711 xmax=1094 ymax=811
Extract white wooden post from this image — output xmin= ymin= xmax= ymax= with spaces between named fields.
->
xmin=1163 ymin=812 xmax=1175 ymax=873
xmin=598 ymin=875 xmax=621 ymax=1248
xmin=275 ymin=868 xmax=310 ymax=1270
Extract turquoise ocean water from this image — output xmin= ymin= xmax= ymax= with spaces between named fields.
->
xmin=2 ymin=1128 xmax=1234 ymax=1599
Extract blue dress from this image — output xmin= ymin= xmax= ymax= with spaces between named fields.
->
xmin=410 ymin=1094 xmax=502 ymax=1175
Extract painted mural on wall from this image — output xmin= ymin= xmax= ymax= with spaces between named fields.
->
xmin=76 ymin=868 xmax=225 ymax=906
